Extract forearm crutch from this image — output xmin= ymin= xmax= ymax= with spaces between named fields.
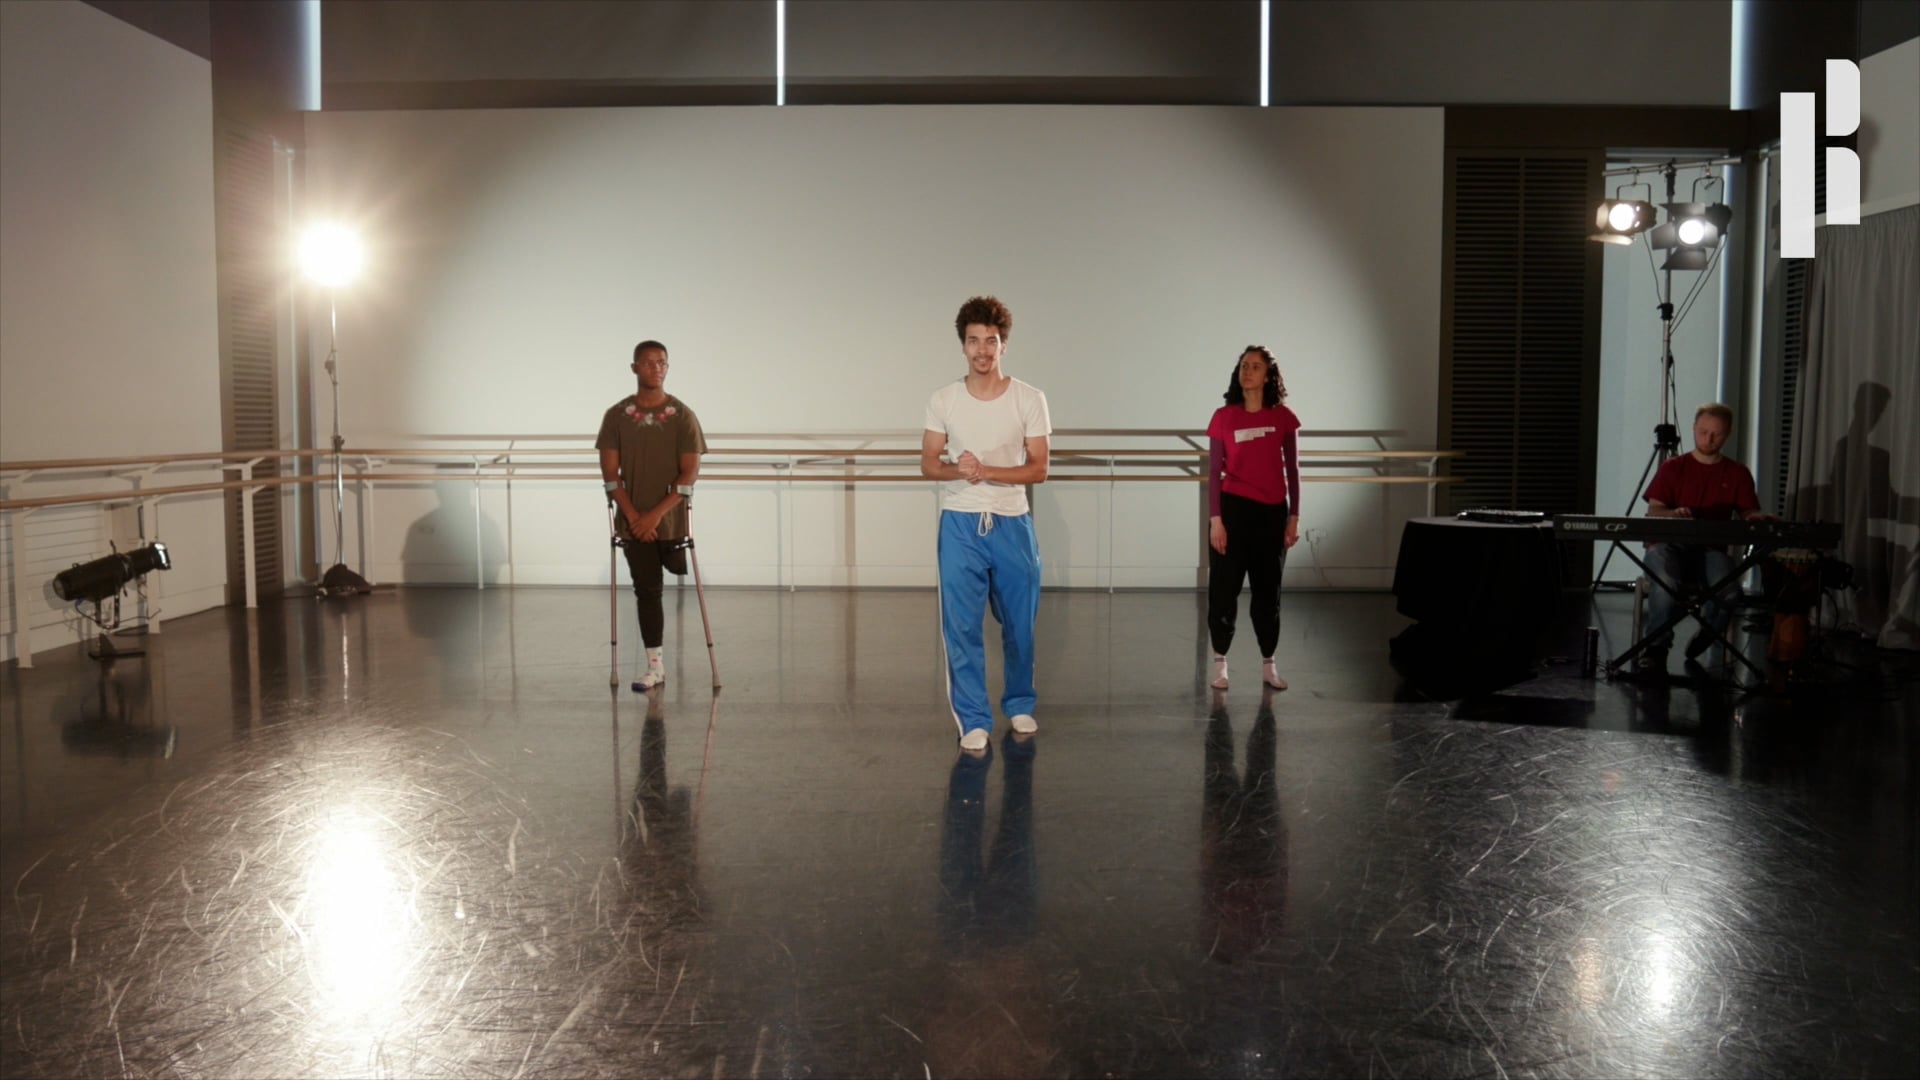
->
xmin=681 ymin=495 xmax=721 ymax=690
xmin=607 ymin=501 xmax=622 ymax=688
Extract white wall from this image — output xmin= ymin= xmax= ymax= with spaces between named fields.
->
xmin=1861 ymin=36 xmax=1920 ymax=217
xmin=305 ymin=105 xmax=1444 ymax=590
xmin=0 ymin=0 xmax=224 ymax=661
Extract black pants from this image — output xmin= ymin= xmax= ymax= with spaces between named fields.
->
xmin=1207 ymin=493 xmax=1289 ymax=658
xmin=621 ymin=540 xmax=666 ymax=648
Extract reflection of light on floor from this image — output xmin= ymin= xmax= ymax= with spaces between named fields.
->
xmin=1641 ymin=932 xmax=1680 ymax=1017
xmin=1571 ymin=936 xmax=1606 ymax=1009
xmin=304 ymin=808 xmax=410 ymax=1032
xmin=1572 ymin=931 xmax=1685 ymax=1019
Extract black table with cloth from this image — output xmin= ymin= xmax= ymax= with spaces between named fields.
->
xmin=1390 ymin=516 xmax=1564 ymax=694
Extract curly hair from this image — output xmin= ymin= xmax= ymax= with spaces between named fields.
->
xmin=1223 ymin=345 xmax=1285 ymax=408
xmin=954 ymin=296 xmax=1012 ymax=342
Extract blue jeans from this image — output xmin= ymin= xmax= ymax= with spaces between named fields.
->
xmin=1644 ymin=543 xmax=1736 ymax=649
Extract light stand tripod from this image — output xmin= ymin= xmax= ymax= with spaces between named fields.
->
xmin=318 ymin=292 xmax=373 ymax=597
xmin=1593 ymin=162 xmax=1683 ymax=592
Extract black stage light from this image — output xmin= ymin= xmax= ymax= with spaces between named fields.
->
xmin=1649 ymin=175 xmax=1733 ymax=271
xmin=52 ymin=542 xmax=171 ymax=603
xmin=1650 ymin=201 xmax=1729 ymax=249
xmin=1590 ymin=177 xmax=1657 ymax=245
xmin=1589 ymin=198 xmax=1658 ymax=244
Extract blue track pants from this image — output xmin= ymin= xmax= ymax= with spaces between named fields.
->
xmin=937 ymin=510 xmax=1041 ymax=735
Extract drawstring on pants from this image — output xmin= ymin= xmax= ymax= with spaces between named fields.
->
xmin=976 ymin=512 xmax=994 ymax=537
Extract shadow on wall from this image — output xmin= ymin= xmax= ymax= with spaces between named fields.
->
xmin=397 ymin=481 xmax=508 ymax=586
xmin=1794 ymin=381 xmax=1920 ymax=649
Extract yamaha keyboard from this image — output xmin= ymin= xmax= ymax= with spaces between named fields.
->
xmin=1552 ymin=514 xmax=1840 ymax=549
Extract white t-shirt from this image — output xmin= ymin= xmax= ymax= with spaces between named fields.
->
xmin=924 ymin=376 xmax=1053 ymax=515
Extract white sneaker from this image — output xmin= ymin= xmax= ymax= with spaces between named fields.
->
xmin=958 ymin=728 xmax=989 ymax=752
xmin=1210 ymin=656 xmax=1229 ymax=689
xmin=632 ymin=666 xmax=666 ymax=691
xmin=1010 ymin=713 xmax=1037 ymax=734
xmin=1261 ymin=659 xmax=1287 ymax=690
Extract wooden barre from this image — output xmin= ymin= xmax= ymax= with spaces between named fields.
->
xmin=6 ymin=446 xmax=1459 ymax=471
xmin=1 ymin=470 xmax=1458 ymax=511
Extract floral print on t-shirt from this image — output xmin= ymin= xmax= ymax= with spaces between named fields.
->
xmin=624 ymin=402 xmax=679 ymax=427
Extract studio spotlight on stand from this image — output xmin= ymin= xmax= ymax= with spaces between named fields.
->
xmin=1650 ymin=174 xmax=1733 ymax=272
xmin=1586 ymin=159 xmax=1737 ymax=589
xmin=52 ymin=542 xmax=171 ymax=661
xmin=1589 ymin=181 xmax=1657 ymax=245
xmin=297 ymin=221 xmax=375 ymax=598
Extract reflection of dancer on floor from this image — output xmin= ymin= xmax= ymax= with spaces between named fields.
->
xmin=626 ymin=692 xmax=701 ymax=927
xmin=921 ymin=297 xmax=1052 ymax=753
xmin=612 ymin=693 xmax=711 ymax=1071
xmin=937 ymin=736 xmax=1037 ymax=943
xmin=926 ymin=735 xmax=1050 ymax=1076
xmin=1202 ymin=687 xmax=1287 ymax=963
xmin=597 ymin=340 xmax=707 ymax=690
xmin=1206 ymin=346 xmax=1301 ymax=690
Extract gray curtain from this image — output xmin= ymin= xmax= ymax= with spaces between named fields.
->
xmin=1788 ymin=204 xmax=1920 ymax=650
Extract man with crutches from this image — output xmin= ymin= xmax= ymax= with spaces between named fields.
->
xmin=598 ymin=339 xmax=710 ymax=691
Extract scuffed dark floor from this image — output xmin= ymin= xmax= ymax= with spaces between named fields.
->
xmin=2 ymin=587 xmax=1915 ymax=1078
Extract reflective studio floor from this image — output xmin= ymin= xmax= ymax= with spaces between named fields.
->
xmin=2 ymin=586 xmax=1916 ymax=1079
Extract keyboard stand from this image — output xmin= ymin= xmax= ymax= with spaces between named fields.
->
xmin=1605 ymin=543 xmax=1770 ymax=686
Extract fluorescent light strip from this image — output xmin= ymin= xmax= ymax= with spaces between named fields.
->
xmin=776 ymin=0 xmax=786 ymax=106
xmin=1729 ymin=0 xmax=1747 ymax=109
xmin=303 ymin=0 xmax=322 ymax=111
xmin=1259 ymin=0 xmax=1270 ymax=106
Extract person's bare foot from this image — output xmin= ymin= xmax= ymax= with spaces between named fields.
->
xmin=1261 ymin=658 xmax=1287 ymax=690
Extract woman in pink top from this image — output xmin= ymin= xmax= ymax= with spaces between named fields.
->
xmin=1205 ymin=346 xmax=1302 ymax=690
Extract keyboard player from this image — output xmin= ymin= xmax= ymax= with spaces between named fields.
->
xmin=1639 ymin=402 xmax=1775 ymax=669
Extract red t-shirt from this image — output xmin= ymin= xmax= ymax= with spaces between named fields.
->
xmin=1643 ymin=453 xmax=1760 ymax=521
xmin=1207 ymin=404 xmax=1302 ymax=512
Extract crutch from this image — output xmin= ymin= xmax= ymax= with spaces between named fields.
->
xmin=679 ymin=492 xmax=721 ymax=689
xmin=607 ymin=501 xmax=622 ymax=687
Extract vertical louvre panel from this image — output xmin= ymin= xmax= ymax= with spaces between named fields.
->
xmin=1444 ymin=153 xmax=1597 ymax=517
xmin=1448 ymin=156 xmax=1523 ymax=511
xmin=1775 ymin=258 xmax=1808 ymax=512
xmin=217 ymin=124 xmax=284 ymax=604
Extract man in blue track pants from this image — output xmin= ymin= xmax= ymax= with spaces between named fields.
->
xmin=920 ymin=296 xmax=1052 ymax=754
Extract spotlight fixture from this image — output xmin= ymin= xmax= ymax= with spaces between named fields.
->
xmin=1585 ymin=157 xmax=1740 ymax=589
xmin=1589 ymin=183 xmax=1658 ymax=245
xmin=53 ymin=542 xmax=172 ymax=661
xmin=52 ymin=543 xmax=171 ymax=604
xmin=1647 ymin=174 xmax=1732 ymax=271
xmin=297 ymin=222 xmax=365 ymax=290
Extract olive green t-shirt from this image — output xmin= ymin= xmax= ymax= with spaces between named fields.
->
xmin=595 ymin=394 xmax=707 ymax=541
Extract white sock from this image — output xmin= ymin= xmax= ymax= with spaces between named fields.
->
xmin=646 ymin=647 xmax=663 ymax=669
